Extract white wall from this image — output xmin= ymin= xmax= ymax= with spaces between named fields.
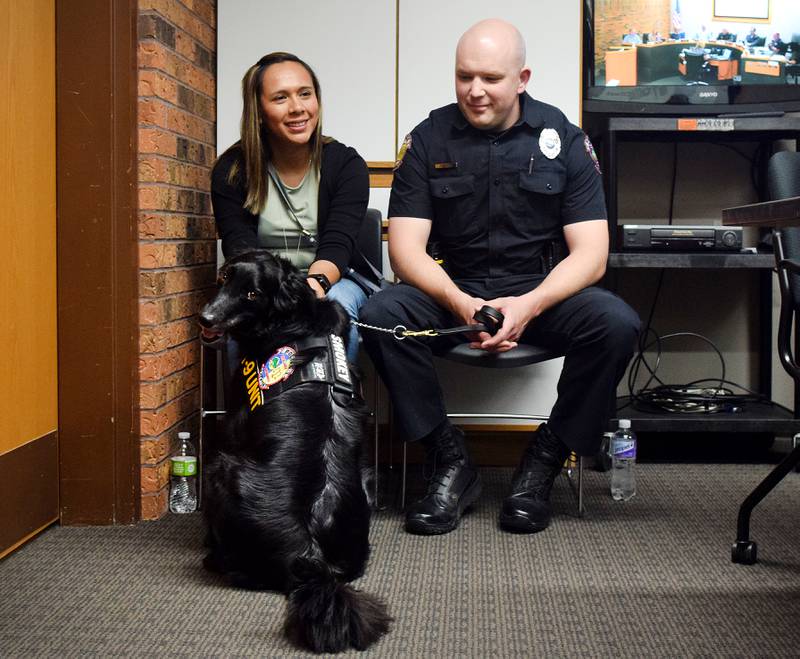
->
xmin=680 ymin=0 xmax=800 ymax=42
xmin=397 ymin=0 xmax=582 ymax=143
xmin=217 ymin=0 xmax=396 ymax=161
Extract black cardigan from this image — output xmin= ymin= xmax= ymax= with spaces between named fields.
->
xmin=211 ymin=140 xmax=369 ymax=276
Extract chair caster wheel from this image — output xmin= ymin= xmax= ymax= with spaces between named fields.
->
xmin=731 ymin=540 xmax=758 ymax=564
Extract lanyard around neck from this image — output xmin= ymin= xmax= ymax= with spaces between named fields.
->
xmin=267 ymin=163 xmax=317 ymax=246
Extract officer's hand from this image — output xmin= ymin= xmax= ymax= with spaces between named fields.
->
xmin=475 ymin=296 xmax=536 ymax=352
xmin=449 ymin=292 xmax=488 ymax=341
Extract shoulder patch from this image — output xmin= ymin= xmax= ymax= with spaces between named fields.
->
xmin=394 ymin=133 xmax=412 ymax=171
xmin=584 ymin=134 xmax=601 ymax=175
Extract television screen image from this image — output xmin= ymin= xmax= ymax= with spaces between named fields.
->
xmin=584 ymin=0 xmax=800 ymax=114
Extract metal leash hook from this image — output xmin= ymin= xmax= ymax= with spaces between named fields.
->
xmin=356 ymin=305 xmax=505 ymax=341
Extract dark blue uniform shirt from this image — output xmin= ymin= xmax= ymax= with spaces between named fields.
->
xmin=389 ymin=92 xmax=606 ymax=280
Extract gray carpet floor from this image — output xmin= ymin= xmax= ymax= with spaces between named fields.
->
xmin=1 ymin=464 xmax=798 ymax=657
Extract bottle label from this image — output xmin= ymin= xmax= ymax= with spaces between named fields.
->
xmin=171 ymin=456 xmax=197 ymax=476
xmin=611 ymin=439 xmax=636 ymax=459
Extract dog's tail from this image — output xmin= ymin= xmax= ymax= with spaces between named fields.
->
xmin=284 ymin=555 xmax=391 ymax=653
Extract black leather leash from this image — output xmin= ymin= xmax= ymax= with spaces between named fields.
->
xmin=354 ymin=305 xmax=505 ymax=341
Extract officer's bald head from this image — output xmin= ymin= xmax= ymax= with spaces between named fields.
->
xmin=454 ymin=19 xmax=530 ymax=132
xmin=456 ymin=19 xmax=527 ymax=73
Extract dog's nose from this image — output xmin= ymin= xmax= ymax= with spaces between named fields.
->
xmin=198 ymin=311 xmax=214 ymax=328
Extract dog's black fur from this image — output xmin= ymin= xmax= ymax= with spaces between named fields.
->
xmin=199 ymin=249 xmax=391 ymax=653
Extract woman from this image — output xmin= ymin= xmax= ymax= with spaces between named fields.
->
xmin=211 ymin=52 xmax=369 ymax=361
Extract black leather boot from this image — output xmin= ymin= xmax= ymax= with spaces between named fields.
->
xmin=405 ymin=424 xmax=482 ymax=535
xmin=499 ymin=423 xmax=570 ymax=534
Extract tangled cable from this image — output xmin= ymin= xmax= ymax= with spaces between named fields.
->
xmin=621 ymin=328 xmax=766 ymax=414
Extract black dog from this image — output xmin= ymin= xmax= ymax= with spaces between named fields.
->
xmin=198 ymin=249 xmax=391 ymax=653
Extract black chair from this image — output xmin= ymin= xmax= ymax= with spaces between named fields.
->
xmin=353 ymin=209 xmax=383 ymax=288
xmin=786 ymin=45 xmax=799 ymax=83
xmin=684 ymin=51 xmax=711 ymax=85
xmin=731 ymin=151 xmax=800 ymax=565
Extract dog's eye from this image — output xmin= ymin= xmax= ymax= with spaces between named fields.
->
xmin=246 ymin=291 xmax=257 ymax=301
xmin=217 ymin=272 xmax=227 ymax=286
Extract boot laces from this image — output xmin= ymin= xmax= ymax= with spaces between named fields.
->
xmin=422 ymin=431 xmax=464 ymax=489
xmin=514 ymin=443 xmax=563 ymax=497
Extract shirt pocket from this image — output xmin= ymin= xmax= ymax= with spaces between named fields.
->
xmin=428 ymin=174 xmax=477 ymax=240
xmin=510 ymin=169 xmax=566 ymax=235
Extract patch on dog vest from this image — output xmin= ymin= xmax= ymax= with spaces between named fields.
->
xmin=241 ymin=358 xmax=264 ymax=411
xmin=329 ymin=335 xmax=351 ymax=386
xmin=258 ymin=346 xmax=296 ymax=390
xmin=239 ymin=335 xmax=355 ymax=413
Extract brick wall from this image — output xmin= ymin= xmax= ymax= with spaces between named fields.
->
xmin=137 ymin=0 xmax=217 ymax=520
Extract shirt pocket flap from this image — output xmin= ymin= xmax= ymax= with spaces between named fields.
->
xmin=429 ymin=175 xmax=475 ymax=199
xmin=519 ymin=171 xmax=565 ymax=195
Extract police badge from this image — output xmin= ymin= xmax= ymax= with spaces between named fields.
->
xmin=539 ymin=128 xmax=561 ymax=160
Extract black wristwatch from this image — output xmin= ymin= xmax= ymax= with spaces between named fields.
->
xmin=306 ymin=273 xmax=331 ymax=294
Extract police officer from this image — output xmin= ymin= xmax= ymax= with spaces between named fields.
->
xmin=361 ymin=19 xmax=640 ymax=536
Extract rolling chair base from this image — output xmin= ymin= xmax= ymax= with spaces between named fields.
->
xmin=731 ymin=433 xmax=800 ymax=565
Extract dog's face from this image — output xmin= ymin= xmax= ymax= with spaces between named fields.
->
xmin=199 ymin=249 xmax=311 ymax=345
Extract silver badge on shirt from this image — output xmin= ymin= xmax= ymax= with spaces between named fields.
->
xmin=539 ymin=128 xmax=561 ymax=160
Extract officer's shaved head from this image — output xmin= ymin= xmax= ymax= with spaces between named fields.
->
xmin=454 ymin=19 xmax=530 ymax=132
xmin=456 ymin=19 xmax=526 ymax=72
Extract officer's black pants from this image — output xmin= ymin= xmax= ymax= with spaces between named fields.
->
xmin=360 ymin=276 xmax=641 ymax=456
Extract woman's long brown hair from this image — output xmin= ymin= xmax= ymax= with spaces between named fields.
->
xmin=228 ymin=52 xmax=327 ymax=214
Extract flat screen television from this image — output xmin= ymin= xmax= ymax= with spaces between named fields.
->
xmin=583 ymin=0 xmax=800 ymax=115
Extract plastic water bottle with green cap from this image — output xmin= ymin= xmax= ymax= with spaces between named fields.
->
xmin=169 ymin=431 xmax=197 ymax=513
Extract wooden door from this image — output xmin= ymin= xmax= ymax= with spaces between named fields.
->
xmin=0 ymin=0 xmax=58 ymax=558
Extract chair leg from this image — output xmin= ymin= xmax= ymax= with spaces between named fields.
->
xmin=372 ymin=375 xmax=381 ymax=510
xmin=401 ymin=440 xmax=408 ymax=510
xmin=732 ymin=439 xmax=800 ymax=564
xmin=564 ymin=453 xmax=586 ymax=517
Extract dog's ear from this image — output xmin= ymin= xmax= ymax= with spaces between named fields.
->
xmin=272 ymin=258 xmax=314 ymax=317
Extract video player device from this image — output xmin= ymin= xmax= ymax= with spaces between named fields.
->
xmin=621 ymin=225 xmax=743 ymax=251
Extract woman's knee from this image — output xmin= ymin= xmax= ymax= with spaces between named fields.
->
xmin=327 ymin=278 xmax=367 ymax=319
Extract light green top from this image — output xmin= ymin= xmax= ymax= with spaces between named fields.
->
xmin=257 ymin=167 xmax=320 ymax=271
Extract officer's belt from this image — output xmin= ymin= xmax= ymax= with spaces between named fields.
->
xmin=432 ymin=237 xmax=568 ymax=276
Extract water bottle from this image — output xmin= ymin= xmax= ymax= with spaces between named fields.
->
xmin=169 ymin=431 xmax=198 ymax=513
xmin=610 ymin=419 xmax=636 ymax=501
